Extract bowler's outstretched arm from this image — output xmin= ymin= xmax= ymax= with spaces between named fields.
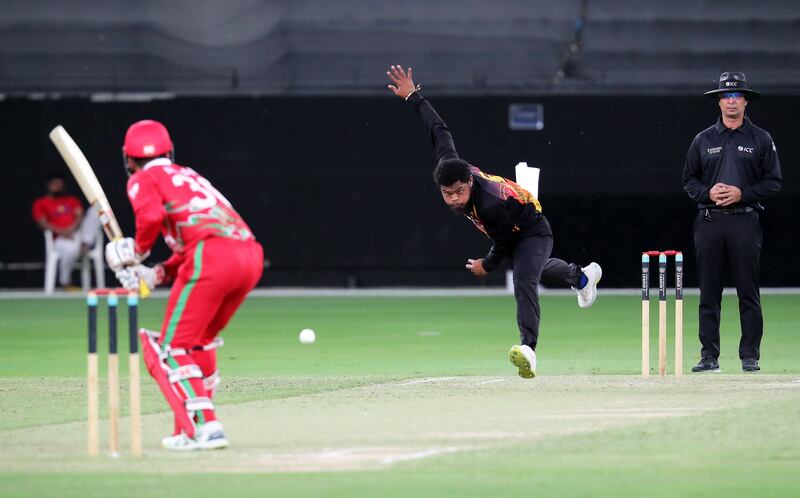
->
xmin=387 ymin=65 xmax=459 ymax=165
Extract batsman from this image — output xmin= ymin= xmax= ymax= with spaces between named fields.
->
xmin=106 ymin=120 xmax=264 ymax=450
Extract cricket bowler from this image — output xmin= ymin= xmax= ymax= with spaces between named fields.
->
xmin=387 ymin=65 xmax=601 ymax=378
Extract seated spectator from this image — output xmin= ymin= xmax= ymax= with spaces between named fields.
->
xmin=32 ymin=173 xmax=100 ymax=289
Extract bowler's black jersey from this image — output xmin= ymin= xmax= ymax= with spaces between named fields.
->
xmin=409 ymin=92 xmax=542 ymax=272
xmin=682 ymin=117 xmax=782 ymax=210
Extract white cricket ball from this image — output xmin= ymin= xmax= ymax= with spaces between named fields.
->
xmin=299 ymin=328 xmax=316 ymax=344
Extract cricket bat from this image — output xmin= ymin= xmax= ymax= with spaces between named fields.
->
xmin=48 ymin=125 xmax=150 ymax=297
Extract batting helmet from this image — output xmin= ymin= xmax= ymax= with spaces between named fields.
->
xmin=123 ymin=120 xmax=173 ymax=158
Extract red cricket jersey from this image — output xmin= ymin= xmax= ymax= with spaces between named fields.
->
xmin=32 ymin=195 xmax=83 ymax=230
xmin=126 ymin=158 xmax=255 ymax=272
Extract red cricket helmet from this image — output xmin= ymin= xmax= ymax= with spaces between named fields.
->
xmin=123 ymin=120 xmax=173 ymax=158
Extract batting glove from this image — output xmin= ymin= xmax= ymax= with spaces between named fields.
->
xmin=105 ymin=237 xmax=138 ymax=271
xmin=114 ymin=267 xmax=140 ymax=290
xmin=131 ymin=264 xmax=165 ymax=290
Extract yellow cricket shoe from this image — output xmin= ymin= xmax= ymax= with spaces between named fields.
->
xmin=508 ymin=344 xmax=537 ymax=379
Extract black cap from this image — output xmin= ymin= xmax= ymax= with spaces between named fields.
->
xmin=704 ymin=72 xmax=761 ymax=99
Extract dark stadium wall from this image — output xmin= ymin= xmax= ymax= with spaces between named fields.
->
xmin=1 ymin=95 xmax=796 ymax=288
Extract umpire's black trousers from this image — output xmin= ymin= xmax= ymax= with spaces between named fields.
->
xmin=693 ymin=209 xmax=764 ymax=360
xmin=512 ymin=214 xmax=582 ymax=350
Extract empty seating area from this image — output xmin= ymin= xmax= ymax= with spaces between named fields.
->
xmin=0 ymin=0 xmax=579 ymax=95
xmin=571 ymin=0 xmax=800 ymax=93
xmin=0 ymin=0 xmax=797 ymax=95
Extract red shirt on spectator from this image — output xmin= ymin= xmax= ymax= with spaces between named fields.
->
xmin=32 ymin=195 xmax=83 ymax=232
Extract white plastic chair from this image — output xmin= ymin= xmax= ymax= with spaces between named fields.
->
xmin=44 ymin=228 xmax=105 ymax=294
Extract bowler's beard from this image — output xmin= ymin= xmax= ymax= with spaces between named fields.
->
xmin=50 ymin=190 xmax=65 ymax=197
xmin=449 ymin=204 xmax=466 ymax=215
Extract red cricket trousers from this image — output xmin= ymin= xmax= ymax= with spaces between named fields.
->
xmin=161 ymin=237 xmax=263 ymax=349
xmin=154 ymin=237 xmax=263 ymax=431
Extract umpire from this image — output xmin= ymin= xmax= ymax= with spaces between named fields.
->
xmin=682 ymin=72 xmax=782 ymax=373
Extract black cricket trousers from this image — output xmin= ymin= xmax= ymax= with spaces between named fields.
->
xmin=693 ymin=209 xmax=764 ymax=360
xmin=512 ymin=214 xmax=582 ymax=350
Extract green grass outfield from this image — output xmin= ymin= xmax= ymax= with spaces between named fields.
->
xmin=0 ymin=294 xmax=798 ymax=497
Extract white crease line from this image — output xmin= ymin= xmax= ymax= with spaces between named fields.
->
xmin=316 ymin=449 xmax=356 ymax=458
xmin=381 ymin=447 xmax=459 ymax=465
xmin=476 ymin=378 xmax=506 ymax=385
xmin=399 ymin=376 xmax=460 ymax=386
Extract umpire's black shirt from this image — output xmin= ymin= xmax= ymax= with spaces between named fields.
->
xmin=682 ymin=116 xmax=782 ymax=210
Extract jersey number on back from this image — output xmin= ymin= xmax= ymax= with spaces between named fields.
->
xmin=170 ymin=168 xmax=233 ymax=212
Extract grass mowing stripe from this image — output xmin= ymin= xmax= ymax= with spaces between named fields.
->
xmin=0 ymin=384 xmax=797 ymax=497
xmin=1 ymin=295 xmax=798 ymax=378
xmin=0 ymin=375 xmax=409 ymax=430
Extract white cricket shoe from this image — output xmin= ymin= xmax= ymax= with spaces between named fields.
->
xmin=193 ymin=420 xmax=230 ymax=450
xmin=508 ymin=344 xmax=537 ymax=379
xmin=161 ymin=421 xmax=229 ymax=451
xmin=161 ymin=433 xmax=199 ymax=451
xmin=574 ymin=262 xmax=602 ymax=308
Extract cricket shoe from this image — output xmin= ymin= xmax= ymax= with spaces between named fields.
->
xmin=161 ymin=433 xmax=199 ymax=451
xmin=691 ymin=357 xmax=721 ymax=373
xmin=508 ymin=345 xmax=536 ymax=379
xmin=741 ymin=358 xmax=760 ymax=372
xmin=193 ymin=420 xmax=230 ymax=450
xmin=161 ymin=421 xmax=229 ymax=451
xmin=574 ymin=262 xmax=602 ymax=308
